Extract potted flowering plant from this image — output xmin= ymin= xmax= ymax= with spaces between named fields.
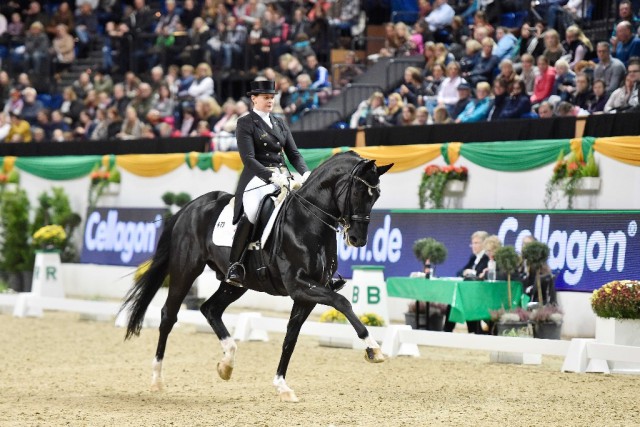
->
xmin=418 ymin=164 xmax=468 ymax=209
xmin=0 ymin=169 xmax=20 ymax=192
xmin=490 ymin=307 xmax=531 ymax=337
xmin=545 ymin=149 xmax=599 ymax=209
xmin=591 ymin=280 xmax=640 ymax=372
xmin=32 ymin=225 xmax=67 ymax=251
xmin=529 ymin=304 xmax=563 ymax=339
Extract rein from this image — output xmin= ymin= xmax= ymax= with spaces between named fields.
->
xmin=290 ymin=159 xmax=380 ymax=234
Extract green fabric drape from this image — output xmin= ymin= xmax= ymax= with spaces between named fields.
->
xmin=441 ymin=144 xmax=450 ymax=164
xmin=15 ymin=155 xmax=102 ymax=180
xmin=286 ymin=147 xmax=341 ymax=171
xmin=582 ymin=136 xmax=596 ymax=159
xmin=460 ymin=139 xmax=572 ymax=171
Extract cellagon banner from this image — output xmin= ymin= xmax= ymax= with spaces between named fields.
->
xmin=81 ymin=207 xmax=165 ymax=266
xmin=336 ymin=210 xmax=640 ymax=293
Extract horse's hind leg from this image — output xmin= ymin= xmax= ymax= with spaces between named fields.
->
xmin=151 ymin=264 xmax=204 ymax=392
xmin=200 ymin=282 xmax=247 ymax=381
xmin=274 ymin=300 xmax=316 ymax=403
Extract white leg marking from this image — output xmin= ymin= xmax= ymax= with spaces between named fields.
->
xmin=363 ymin=335 xmax=380 ymax=349
xmin=273 ymin=375 xmax=293 ymax=394
xmin=220 ymin=337 xmax=237 ymax=367
xmin=151 ymin=357 xmax=164 ymax=391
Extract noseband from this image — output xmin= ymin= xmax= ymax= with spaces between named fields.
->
xmin=291 ymin=159 xmax=380 ymax=234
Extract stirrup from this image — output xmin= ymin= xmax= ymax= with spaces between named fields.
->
xmin=330 ymin=274 xmax=346 ymax=292
xmin=226 ymin=262 xmax=246 ymax=287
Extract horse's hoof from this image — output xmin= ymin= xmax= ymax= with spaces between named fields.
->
xmin=150 ymin=381 xmax=164 ymax=392
xmin=217 ymin=361 xmax=233 ymax=381
xmin=364 ymin=347 xmax=385 ymax=363
xmin=279 ymin=390 xmax=300 ymax=403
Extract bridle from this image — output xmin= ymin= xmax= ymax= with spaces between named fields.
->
xmin=290 ymin=159 xmax=380 ymax=234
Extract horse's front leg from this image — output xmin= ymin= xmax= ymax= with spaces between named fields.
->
xmin=290 ymin=285 xmax=385 ymax=364
xmin=274 ymin=300 xmax=316 ymax=403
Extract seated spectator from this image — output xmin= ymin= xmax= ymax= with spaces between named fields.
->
xmin=542 ymin=29 xmax=565 ymax=66
xmin=23 ymin=21 xmax=50 ymax=77
xmin=93 ymin=71 xmax=114 ymax=96
xmin=493 ymin=27 xmax=517 ymax=61
xmin=594 ymin=41 xmax=626 ymax=96
xmin=563 ymin=25 xmax=594 ymax=70
xmin=32 ymin=127 xmax=46 ymax=143
xmin=90 ymin=108 xmax=111 ymax=140
xmin=531 ymin=55 xmax=556 ymax=105
xmin=46 ymin=1 xmax=74 ymax=38
xmin=72 ymin=72 xmax=94 ymax=100
xmin=432 ymin=104 xmax=453 ymax=124
xmin=470 ymin=10 xmax=494 ymax=41
xmin=6 ymin=112 xmax=32 ymax=142
xmin=571 ymin=73 xmax=595 ymax=110
xmin=614 ymin=21 xmax=640 ymax=66
xmin=556 ymin=100 xmax=588 ymax=116
xmin=414 ymin=106 xmax=430 ymax=125
xmin=151 ymin=84 xmax=176 ymax=119
xmin=456 ymin=81 xmax=492 ymax=123
xmin=187 ymin=63 xmax=215 ymax=101
xmin=392 ymin=22 xmax=418 ymax=57
xmin=518 ymin=53 xmax=538 ymax=96
xmin=20 ymin=87 xmax=43 ymax=125
xmin=110 ymin=83 xmax=130 ymax=117
xmin=435 ymin=43 xmax=455 ymax=66
xmin=177 ymin=65 xmax=195 ymax=100
xmin=383 ymin=93 xmax=404 ymax=126
xmin=24 ymin=1 xmax=49 ymax=33
xmin=34 ymin=109 xmax=53 ymax=139
xmin=465 ymin=37 xmax=499 ymax=86
xmin=130 ymin=83 xmax=154 ymax=120
xmin=7 ymin=12 xmax=25 ymax=40
xmin=478 ymin=235 xmax=502 ymax=280
xmin=425 ymin=0 xmax=455 ymax=33
xmin=74 ymin=2 xmax=98 ymax=58
xmin=3 ymin=88 xmax=24 ymax=116
xmin=60 ymin=86 xmax=84 ymax=125
xmin=537 ymin=100 xmax=555 ymax=118
xmin=213 ymin=98 xmax=238 ymax=134
xmin=399 ymin=104 xmax=417 ymax=126
xmin=0 ymin=72 xmax=10 ymax=111
xmin=623 ymin=58 xmax=640 ymax=111
xmin=487 ymin=78 xmax=509 ymax=120
xmin=496 ymin=59 xmax=517 ymax=87
xmin=450 ymin=82 xmax=473 ymax=120
xmin=305 ymin=54 xmax=331 ymax=102
xmin=106 ymin=107 xmax=123 ymax=139
xmin=288 ymin=73 xmax=319 ymax=123
xmin=183 ymin=18 xmax=211 ymax=66
xmin=589 ymin=79 xmax=609 ymax=113
xmin=518 ymin=22 xmax=545 ymax=61
xmin=443 ymin=230 xmax=489 ymax=334
xmin=397 ymin=66 xmax=426 ymax=106
xmin=436 ymin=61 xmax=466 ymax=115
xmin=610 ymin=1 xmax=639 ymax=49
xmin=552 ymin=59 xmax=576 ymax=102
xmin=349 ymin=91 xmax=387 ymax=129
xmin=50 ymin=109 xmax=71 ymax=134
xmin=499 ymin=79 xmax=532 ymax=119
xmin=459 ymin=39 xmax=482 ymax=76
xmin=335 ymin=50 xmax=364 ymax=89
xmin=117 ymin=105 xmax=144 ymax=140
xmin=52 ymin=24 xmax=75 ymax=74
xmin=194 ymin=95 xmax=221 ymax=129
xmin=423 ymin=63 xmax=446 ymax=109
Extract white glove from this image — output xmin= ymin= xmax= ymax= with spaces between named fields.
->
xmin=300 ymin=171 xmax=311 ymax=184
xmin=269 ymin=172 xmax=289 ymax=188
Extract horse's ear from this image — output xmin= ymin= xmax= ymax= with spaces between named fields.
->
xmin=376 ymin=163 xmax=394 ymax=176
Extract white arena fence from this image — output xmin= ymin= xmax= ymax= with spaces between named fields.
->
xmin=1 ymin=292 xmax=638 ymax=374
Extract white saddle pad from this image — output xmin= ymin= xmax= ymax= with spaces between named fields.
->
xmin=212 ymin=196 xmax=284 ymax=249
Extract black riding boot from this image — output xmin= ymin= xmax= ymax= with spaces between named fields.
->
xmin=226 ymin=216 xmax=253 ymax=286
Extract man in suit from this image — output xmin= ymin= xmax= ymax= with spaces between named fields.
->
xmin=443 ymin=230 xmax=489 ymax=333
xmin=227 ymin=79 xmax=310 ymax=286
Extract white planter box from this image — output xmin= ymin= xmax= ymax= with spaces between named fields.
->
xmin=445 ymin=179 xmax=465 ymax=193
xmin=575 ymin=177 xmax=601 ymax=192
xmin=595 ymin=317 xmax=640 ymax=373
xmin=4 ymin=183 xmax=19 ymax=192
xmin=103 ymin=182 xmax=120 ymax=195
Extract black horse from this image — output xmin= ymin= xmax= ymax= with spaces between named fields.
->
xmin=119 ymin=151 xmax=393 ymax=402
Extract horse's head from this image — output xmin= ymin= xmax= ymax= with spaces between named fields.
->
xmin=337 ymin=158 xmax=393 ymax=247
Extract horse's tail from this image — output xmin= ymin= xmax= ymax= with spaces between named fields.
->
xmin=119 ymin=211 xmax=180 ymax=340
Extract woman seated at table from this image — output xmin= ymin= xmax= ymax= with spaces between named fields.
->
xmin=477 ymin=235 xmax=502 ymax=280
xmin=445 ymin=230 xmax=489 ymax=334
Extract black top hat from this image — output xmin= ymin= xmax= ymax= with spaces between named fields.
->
xmin=247 ymin=80 xmax=277 ymax=97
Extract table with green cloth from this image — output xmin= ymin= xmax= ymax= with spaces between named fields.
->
xmin=386 ymin=277 xmax=526 ymax=324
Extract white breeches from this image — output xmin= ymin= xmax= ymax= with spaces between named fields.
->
xmin=243 ymin=175 xmax=278 ymax=224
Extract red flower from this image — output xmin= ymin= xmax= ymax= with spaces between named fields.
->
xmin=0 ymin=174 xmax=6 ymax=183
xmin=425 ymin=165 xmax=440 ymax=176
xmin=568 ymin=162 xmax=579 ymax=171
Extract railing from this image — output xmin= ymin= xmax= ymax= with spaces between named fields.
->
xmin=299 ymin=108 xmax=343 ymax=131
xmin=385 ymin=57 xmax=425 ymax=88
xmin=342 ymin=83 xmax=385 ymax=117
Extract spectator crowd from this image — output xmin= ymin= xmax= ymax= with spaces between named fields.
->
xmin=1 ymin=0 xmax=640 ymax=146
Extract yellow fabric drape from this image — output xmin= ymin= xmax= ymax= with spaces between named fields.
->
xmin=352 ymin=144 xmax=442 ymax=172
xmin=212 ymin=151 xmax=243 ymax=172
xmin=188 ymin=151 xmax=199 ymax=169
xmin=570 ymin=138 xmax=584 ymax=162
xmin=116 ymin=154 xmax=186 ymax=177
xmin=594 ymin=137 xmax=640 ymax=166
xmin=448 ymin=142 xmax=462 ymax=165
xmin=2 ymin=156 xmax=16 ymax=172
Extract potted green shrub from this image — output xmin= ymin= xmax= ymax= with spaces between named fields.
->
xmin=0 ymin=189 xmax=34 ymax=292
xmin=32 ymin=187 xmax=82 ymax=262
xmin=494 ymin=246 xmax=519 ymax=309
xmin=412 ymin=237 xmax=447 ymax=278
xmin=529 ymin=304 xmax=563 ymax=339
xmin=490 ymin=307 xmax=531 ymax=337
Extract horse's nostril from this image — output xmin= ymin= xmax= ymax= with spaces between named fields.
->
xmin=349 ymin=235 xmax=358 ymax=245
